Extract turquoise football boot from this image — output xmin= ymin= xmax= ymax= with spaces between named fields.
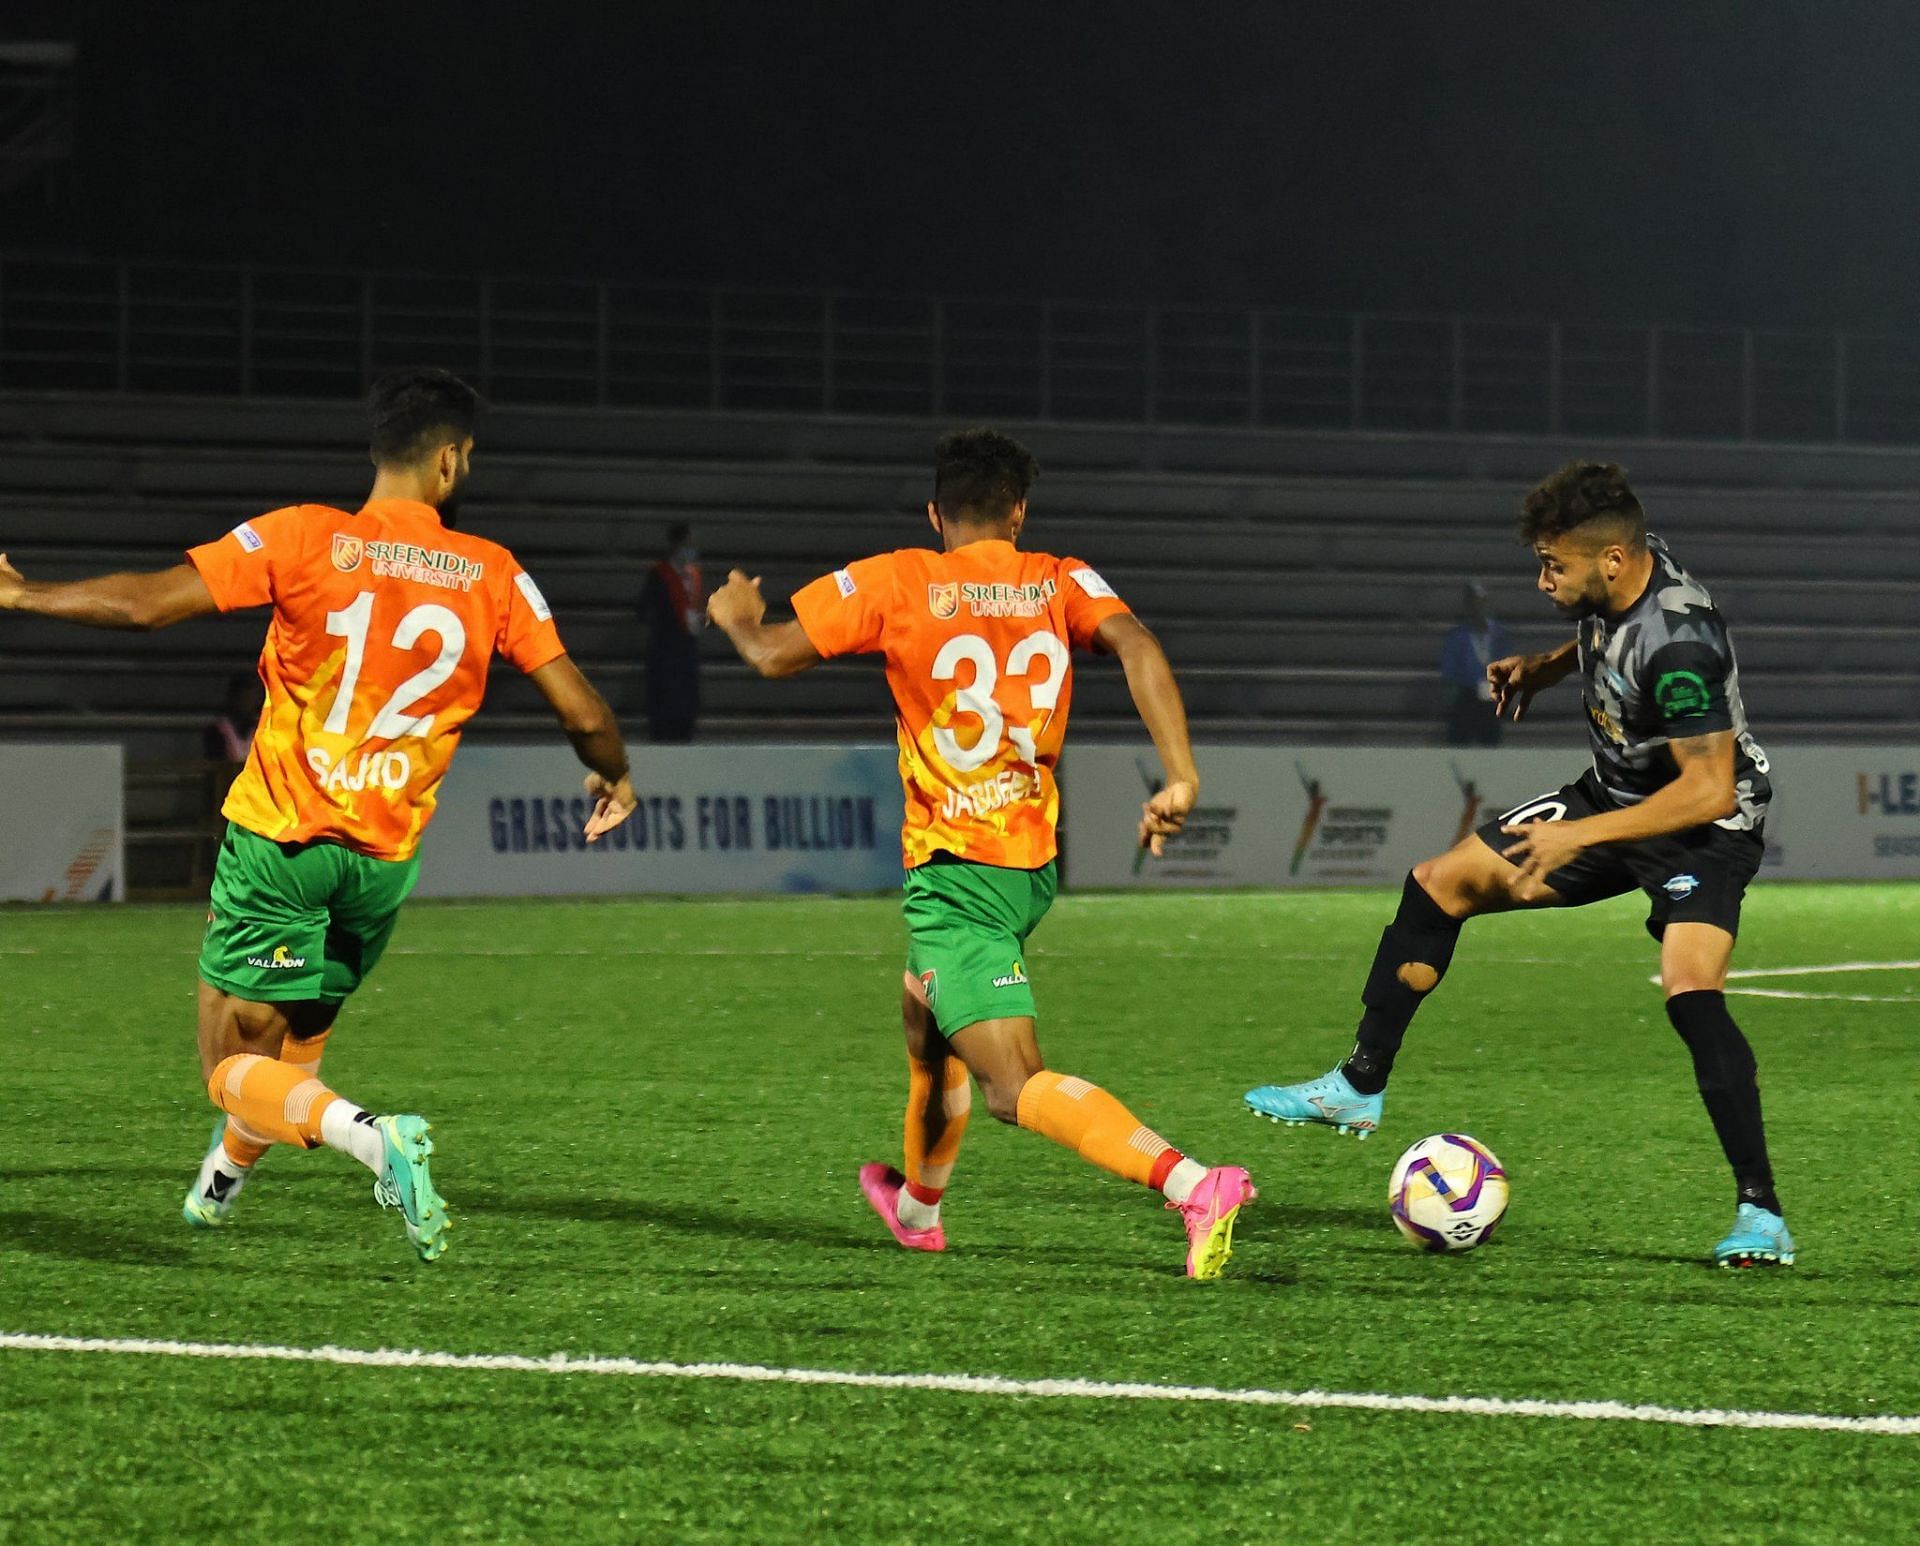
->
xmin=1243 ymin=1066 xmax=1382 ymax=1138
xmin=182 ymin=1117 xmax=248 ymax=1228
xmin=371 ymin=1114 xmax=451 ymax=1262
xmin=1713 ymin=1203 xmax=1794 ymax=1268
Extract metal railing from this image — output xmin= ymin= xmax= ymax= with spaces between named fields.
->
xmin=3 ymin=252 xmax=1918 ymax=443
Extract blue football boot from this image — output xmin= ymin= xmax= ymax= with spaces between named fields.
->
xmin=1713 ymin=1203 xmax=1794 ymax=1268
xmin=1243 ymin=1066 xmax=1382 ymax=1138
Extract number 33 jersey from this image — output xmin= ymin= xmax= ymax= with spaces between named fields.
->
xmin=791 ymin=539 xmax=1131 ymax=870
xmin=187 ymin=498 xmax=566 ymax=860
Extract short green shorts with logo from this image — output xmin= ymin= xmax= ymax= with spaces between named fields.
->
xmin=903 ymin=854 xmax=1058 ymax=1035
xmin=199 ymin=822 xmax=420 ymax=1004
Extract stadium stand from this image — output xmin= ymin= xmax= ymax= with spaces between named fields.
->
xmin=5 ymin=389 xmax=1920 ymax=887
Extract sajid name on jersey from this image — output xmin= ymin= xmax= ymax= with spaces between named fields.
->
xmin=306 ymin=746 xmax=414 ymax=793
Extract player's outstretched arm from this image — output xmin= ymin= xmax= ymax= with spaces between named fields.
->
xmin=1487 ymin=638 xmax=1578 ymax=721
xmin=0 ymin=555 xmax=218 ymax=630
xmin=707 ymin=569 xmax=822 ymax=679
xmin=526 ymin=655 xmax=637 ymax=842
xmin=1093 ymin=612 xmax=1201 ymax=855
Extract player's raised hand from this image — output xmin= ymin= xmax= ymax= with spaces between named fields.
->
xmin=1487 ymin=653 xmax=1534 ymax=721
xmin=706 ymin=569 xmax=766 ymax=633
xmin=0 ymin=553 xmax=25 ymax=611
xmin=1138 ymin=778 xmax=1198 ymax=857
xmin=582 ymin=771 xmax=638 ymax=843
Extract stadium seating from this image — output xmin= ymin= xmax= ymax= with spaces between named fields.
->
xmin=5 ymin=390 xmax=1919 ymax=885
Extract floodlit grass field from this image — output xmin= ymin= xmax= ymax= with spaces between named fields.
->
xmin=5 ymin=884 xmax=1920 ymax=1542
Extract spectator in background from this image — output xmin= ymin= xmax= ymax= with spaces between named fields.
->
xmin=1440 ymin=581 xmax=1511 ymax=746
xmin=639 ymin=521 xmax=705 ymax=742
xmin=204 ymin=671 xmax=264 ymax=763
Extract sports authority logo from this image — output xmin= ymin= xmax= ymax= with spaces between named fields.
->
xmin=1450 ymin=763 xmax=1483 ymax=847
xmin=928 ymin=582 xmax=959 ymax=620
xmin=331 ymin=533 xmax=365 ymax=572
xmin=1663 ymin=873 xmax=1701 ymax=899
xmin=245 ymin=944 xmax=307 ymax=970
xmin=1292 ymin=761 xmax=1393 ymax=879
xmin=1289 ymin=763 xmax=1330 ymax=876
xmin=991 ymin=959 xmax=1028 ymax=989
xmin=1655 ymin=669 xmax=1712 ymax=720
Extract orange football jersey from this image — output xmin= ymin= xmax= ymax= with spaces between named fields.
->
xmin=791 ymin=540 xmax=1129 ymax=869
xmin=187 ymin=498 xmax=565 ymax=860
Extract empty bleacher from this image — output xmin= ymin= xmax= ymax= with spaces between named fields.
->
xmin=5 ymin=391 xmax=1920 ymax=887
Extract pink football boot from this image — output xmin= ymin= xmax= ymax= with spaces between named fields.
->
xmin=859 ymin=1163 xmax=946 ymax=1253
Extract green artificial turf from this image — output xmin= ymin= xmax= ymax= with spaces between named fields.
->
xmin=4 ymin=885 xmax=1918 ymax=1542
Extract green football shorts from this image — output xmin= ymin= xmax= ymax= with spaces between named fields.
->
xmin=199 ymin=822 xmax=420 ymax=1004
xmin=903 ymin=856 xmax=1058 ymax=1035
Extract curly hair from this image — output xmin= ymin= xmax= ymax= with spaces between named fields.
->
xmin=1519 ymin=461 xmax=1647 ymax=549
xmin=933 ymin=427 xmax=1039 ymax=523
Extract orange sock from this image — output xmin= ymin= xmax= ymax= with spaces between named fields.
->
xmin=220 ymin=1031 xmax=331 ymax=1166
xmin=904 ymin=1052 xmax=972 ymax=1203
xmin=206 ymin=1053 xmax=339 ymax=1150
xmin=1015 ymin=1069 xmax=1185 ymax=1189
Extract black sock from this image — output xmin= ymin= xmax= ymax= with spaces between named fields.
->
xmin=1339 ymin=873 xmax=1464 ymax=1095
xmin=1665 ymin=990 xmax=1781 ymax=1215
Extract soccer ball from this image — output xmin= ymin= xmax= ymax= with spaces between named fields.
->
xmin=1388 ymin=1133 xmax=1509 ymax=1252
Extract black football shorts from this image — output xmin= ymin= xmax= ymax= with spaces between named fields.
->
xmin=1475 ymin=769 xmax=1764 ymax=940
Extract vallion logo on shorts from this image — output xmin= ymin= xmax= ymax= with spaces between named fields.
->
xmin=991 ymin=959 xmax=1028 ymax=989
xmin=928 ymin=582 xmax=959 ymax=620
xmin=1663 ymin=874 xmax=1701 ymax=899
xmin=331 ymin=533 xmax=365 ymax=572
xmin=245 ymin=944 xmax=308 ymax=970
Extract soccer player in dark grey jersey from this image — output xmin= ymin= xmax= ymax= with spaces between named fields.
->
xmin=1245 ymin=462 xmax=1792 ymax=1268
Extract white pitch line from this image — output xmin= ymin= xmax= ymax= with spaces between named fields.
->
xmin=1 ymin=1333 xmax=1914 ymax=1437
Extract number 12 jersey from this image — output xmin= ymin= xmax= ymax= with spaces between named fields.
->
xmin=187 ymin=497 xmax=566 ymax=861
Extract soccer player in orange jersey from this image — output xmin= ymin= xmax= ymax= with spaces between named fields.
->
xmin=0 ymin=369 xmax=637 ymax=1260
xmin=708 ymin=428 xmax=1256 ymax=1279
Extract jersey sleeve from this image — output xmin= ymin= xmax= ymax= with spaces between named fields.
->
xmin=498 ymin=562 xmax=568 ymax=675
xmin=184 ymin=506 xmax=310 ymax=612
xmin=790 ymin=554 xmax=894 ymax=658
xmin=1059 ymin=558 xmax=1132 ymax=648
xmin=1643 ymin=639 xmax=1734 ymax=738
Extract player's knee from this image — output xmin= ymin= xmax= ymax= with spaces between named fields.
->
xmin=1397 ymin=962 xmax=1440 ymax=993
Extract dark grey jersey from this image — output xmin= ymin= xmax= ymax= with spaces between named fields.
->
xmin=1575 ymin=535 xmax=1772 ymax=830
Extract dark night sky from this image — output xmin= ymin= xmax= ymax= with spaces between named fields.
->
xmin=9 ymin=2 xmax=1920 ymax=327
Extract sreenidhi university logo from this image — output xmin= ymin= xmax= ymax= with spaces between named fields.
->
xmin=928 ymin=582 xmax=959 ymax=620
xmin=991 ymin=959 xmax=1028 ymax=989
xmin=246 ymin=944 xmax=307 ymax=970
xmin=331 ymin=533 xmax=365 ymax=572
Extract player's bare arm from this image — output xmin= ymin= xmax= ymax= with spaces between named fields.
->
xmin=1487 ymin=637 xmax=1578 ymax=721
xmin=1501 ymin=728 xmax=1738 ymax=885
xmin=1092 ymin=612 xmax=1200 ymax=855
xmin=526 ymin=654 xmax=637 ymax=842
xmin=707 ymin=568 xmax=823 ymax=678
xmin=0 ymin=554 xmax=218 ymax=630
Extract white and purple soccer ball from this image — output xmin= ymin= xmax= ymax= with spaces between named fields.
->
xmin=1388 ymin=1133 xmax=1509 ymax=1252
